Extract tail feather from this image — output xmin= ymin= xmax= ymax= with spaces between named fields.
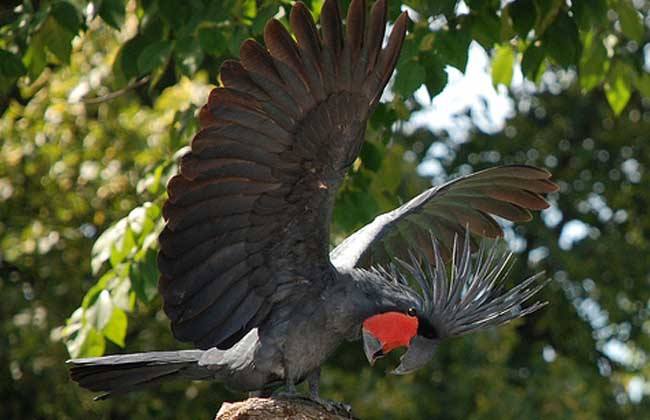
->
xmin=67 ymin=350 xmax=211 ymax=399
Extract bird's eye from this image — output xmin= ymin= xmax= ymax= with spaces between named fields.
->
xmin=407 ymin=307 xmax=417 ymax=317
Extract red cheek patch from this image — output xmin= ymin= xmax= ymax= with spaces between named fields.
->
xmin=363 ymin=312 xmax=418 ymax=353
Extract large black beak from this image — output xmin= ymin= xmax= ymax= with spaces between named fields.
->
xmin=390 ymin=336 xmax=437 ymax=375
xmin=362 ymin=329 xmax=384 ymax=366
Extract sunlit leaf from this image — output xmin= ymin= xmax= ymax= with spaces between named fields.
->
xmin=81 ymin=271 xmax=113 ymax=308
xmin=615 ymin=0 xmax=644 ymax=43
xmin=491 ymin=44 xmax=515 ymax=87
xmin=102 ymin=306 xmax=127 ymax=347
xmin=91 ymin=218 xmax=127 ymax=274
xmin=76 ymin=327 xmax=105 ymax=358
xmin=572 ymin=0 xmax=608 ymax=30
xmin=23 ymin=34 xmax=46 ymax=81
xmin=604 ymin=61 xmax=633 ymax=116
xmin=94 ymin=290 xmax=113 ymax=330
xmin=579 ymin=30 xmax=609 ymax=93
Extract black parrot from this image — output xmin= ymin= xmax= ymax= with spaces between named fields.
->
xmin=68 ymin=0 xmax=559 ymax=405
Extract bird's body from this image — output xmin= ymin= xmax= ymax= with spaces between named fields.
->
xmin=69 ymin=0 xmax=558 ymax=404
xmin=72 ymin=268 xmax=417 ymax=395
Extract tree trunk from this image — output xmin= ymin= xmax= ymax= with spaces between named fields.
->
xmin=216 ymin=397 xmax=359 ymax=419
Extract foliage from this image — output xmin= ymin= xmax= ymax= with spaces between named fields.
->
xmin=1 ymin=0 xmax=650 ymax=418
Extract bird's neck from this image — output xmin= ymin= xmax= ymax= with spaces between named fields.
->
xmin=324 ymin=268 xmax=418 ymax=340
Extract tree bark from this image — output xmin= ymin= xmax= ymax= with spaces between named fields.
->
xmin=216 ymin=397 xmax=358 ymax=420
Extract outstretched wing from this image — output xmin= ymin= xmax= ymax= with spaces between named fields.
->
xmin=330 ymin=165 xmax=558 ymax=269
xmin=158 ymin=0 xmax=408 ymax=349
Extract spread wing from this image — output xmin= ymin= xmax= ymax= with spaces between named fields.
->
xmin=158 ymin=0 xmax=408 ymax=349
xmin=331 ymin=165 xmax=559 ymax=269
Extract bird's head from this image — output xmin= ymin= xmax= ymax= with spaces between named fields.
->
xmin=361 ymin=228 xmax=548 ymax=375
xmin=361 ymin=307 xmax=439 ymax=375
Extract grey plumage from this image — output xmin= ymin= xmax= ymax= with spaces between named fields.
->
xmin=384 ymin=229 xmax=548 ymax=338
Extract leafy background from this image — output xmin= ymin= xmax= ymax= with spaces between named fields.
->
xmin=1 ymin=0 xmax=650 ymax=418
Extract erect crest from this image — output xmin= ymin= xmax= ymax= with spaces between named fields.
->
xmin=374 ymin=228 xmax=549 ymax=338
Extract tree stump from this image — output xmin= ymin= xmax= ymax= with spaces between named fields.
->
xmin=216 ymin=397 xmax=358 ymax=420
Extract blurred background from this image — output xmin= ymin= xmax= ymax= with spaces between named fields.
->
xmin=1 ymin=0 xmax=650 ymax=418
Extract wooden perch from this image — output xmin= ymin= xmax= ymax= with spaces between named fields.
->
xmin=216 ymin=397 xmax=359 ymax=420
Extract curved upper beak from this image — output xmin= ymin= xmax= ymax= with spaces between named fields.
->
xmin=390 ymin=336 xmax=437 ymax=375
xmin=362 ymin=329 xmax=384 ymax=365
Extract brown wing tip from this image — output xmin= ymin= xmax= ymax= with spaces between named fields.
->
xmin=395 ymin=10 xmax=410 ymax=29
xmin=546 ymin=179 xmax=560 ymax=193
xmin=264 ymin=18 xmax=284 ymax=38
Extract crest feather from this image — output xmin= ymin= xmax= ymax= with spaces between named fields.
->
xmin=381 ymin=228 xmax=549 ymax=338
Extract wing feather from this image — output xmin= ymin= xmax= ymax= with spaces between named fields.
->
xmin=159 ymin=0 xmax=409 ymax=349
xmin=331 ymin=165 xmax=558 ymax=269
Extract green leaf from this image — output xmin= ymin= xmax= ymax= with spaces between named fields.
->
xmin=109 ymin=224 xmax=136 ymax=267
xmin=50 ymin=1 xmax=81 ymax=33
xmin=423 ymin=54 xmax=448 ymax=98
xmin=198 ymin=25 xmax=228 ymax=55
xmin=228 ymin=25 xmax=249 ymax=56
xmin=91 ymin=219 xmax=127 ymax=274
xmin=252 ymin=3 xmax=281 ymax=34
xmin=491 ymin=44 xmax=515 ymax=87
xmin=604 ymin=62 xmax=633 ymax=116
xmin=579 ymin=30 xmax=609 ymax=93
xmin=375 ymin=145 xmax=404 ymax=194
xmin=23 ymin=33 xmax=47 ymax=81
xmin=0 ymin=50 xmax=26 ymax=94
xmin=174 ymin=36 xmax=204 ymax=76
xmin=113 ymin=36 xmax=149 ymax=85
xmin=137 ymin=40 xmax=173 ymax=76
xmin=635 ymin=72 xmax=650 ymax=98
xmin=39 ymin=16 xmax=76 ymax=64
xmin=434 ymin=27 xmax=471 ymax=71
xmin=98 ymin=0 xmax=126 ymax=29
xmin=102 ymin=306 xmax=127 ymax=347
xmin=360 ymin=141 xmax=383 ymax=172
xmin=615 ymin=0 xmax=644 ymax=43
xmin=81 ymin=271 xmax=113 ymax=308
xmin=542 ymin=12 xmax=580 ymax=67
xmin=408 ymin=0 xmax=460 ymax=15
xmin=572 ymin=0 xmax=608 ymax=30
xmin=533 ymin=0 xmax=564 ymax=38
xmin=394 ymin=60 xmax=425 ymax=98
xmin=158 ymin=0 xmax=189 ymax=28
xmin=76 ymin=327 xmax=105 ymax=358
xmin=469 ymin=12 xmax=500 ymax=50
xmin=109 ymin=274 xmax=135 ymax=311
xmin=130 ymin=249 xmax=159 ymax=303
xmin=507 ymin=0 xmax=535 ymax=38
xmin=522 ymin=43 xmax=546 ymax=83
xmin=94 ymin=290 xmax=113 ymax=330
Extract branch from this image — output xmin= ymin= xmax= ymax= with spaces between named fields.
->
xmin=80 ymin=77 xmax=149 ymax=105
xmin=216 ymin=397 xmax=358 ymax=420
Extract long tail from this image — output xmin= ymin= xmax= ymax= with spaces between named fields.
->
xmin=67 ymin=350 xmax=212 ymax=399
